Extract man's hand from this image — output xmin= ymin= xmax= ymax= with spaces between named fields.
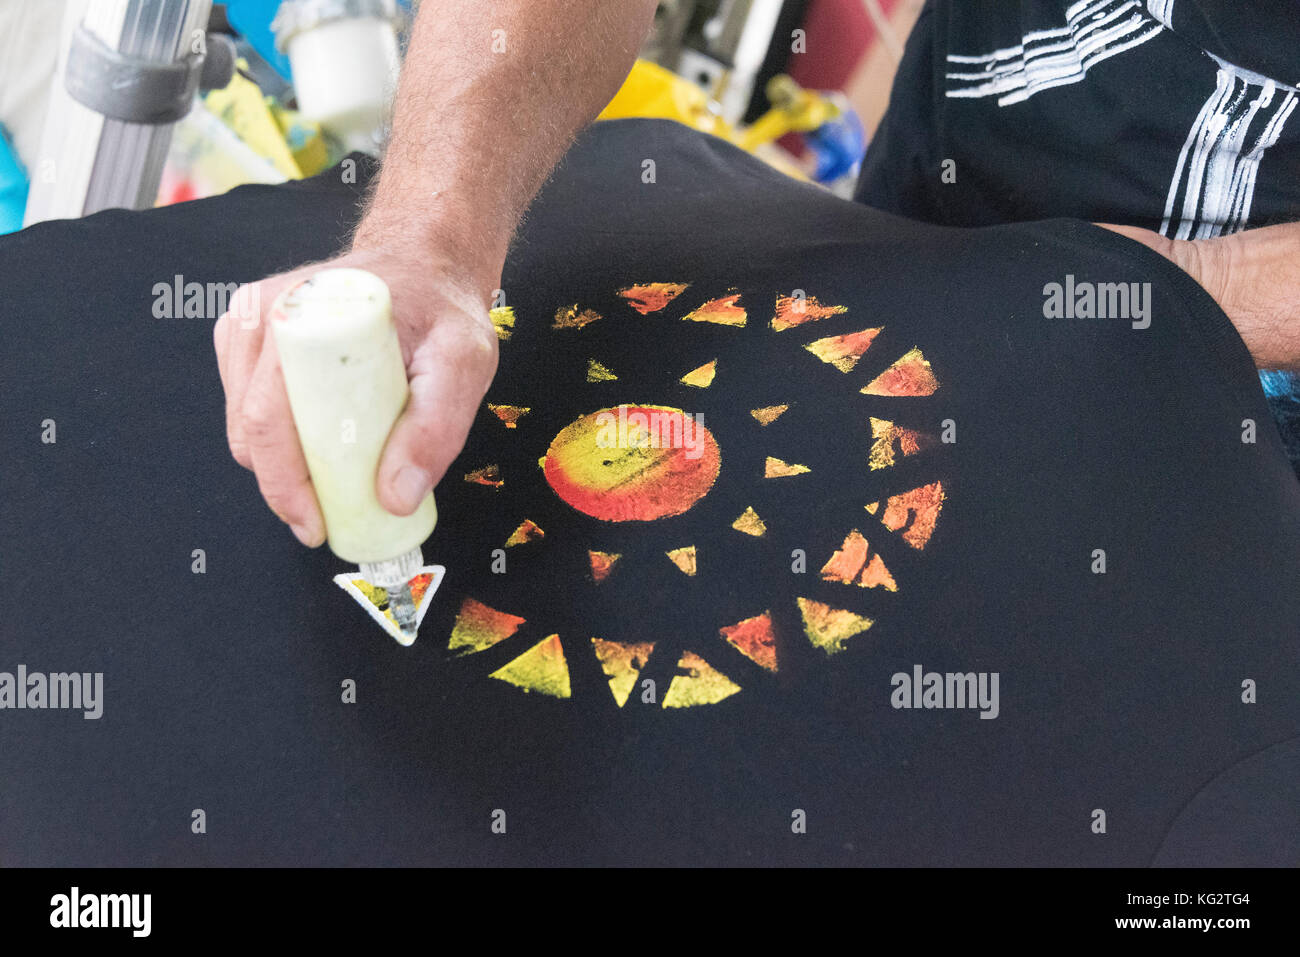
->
xmin=1097 ymin=221 xmax=1299 ymax=370
xmin=211 ymin=0 xmax=657 ymax=545
xmin=213 ymin=245 xmax=498 ymax=546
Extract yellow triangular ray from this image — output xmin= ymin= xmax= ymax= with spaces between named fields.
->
xmin=663 ymin=652 xmax=742 ymax=708
xmin=488 ymin=404 xmax=531 ymax=428
xmin=553 ymin=304 xmax=602 ymax=329
xmin=505 ymin=519 xmax=544 ymax=546
xmin=732 ymin=507 xmax=767 ymax=537
xmin=489 ymin=305 xmax=515 ymax=341
xmin=750 ymin=404 xmax=789 ymax=426
xmin=489 ymin=634 xmax=571 ymax=697
xmin=591 ymin=638 xmax=654 ymax=707
xmin=666 ymin=545 xmax=697 ymax=576
xmin=796 ymin=597 xmax=874 ymax=656
xmin=764 ymin=456 xmax=810 ymax=478
xmin=868 ymin=416 xmax=935 ymax=470
xmin=683 ymin=292 xmax=746 ymax=327
xmin=586 ymin=359 xmax=618 ymax=382
xmin=680 ymin=359 xmax=717 ymax=388
xmin=864 ymin=501 xmax=879 ymax=515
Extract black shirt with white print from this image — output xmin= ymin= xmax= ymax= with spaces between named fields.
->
xmin=856 ymin=0 xmax=1300 ymax=470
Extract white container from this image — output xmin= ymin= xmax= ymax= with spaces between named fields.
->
xmin=274 ymin=0 xmax=402 ymax=154
xmin=269 ymin=267 xmax=436 ymax=565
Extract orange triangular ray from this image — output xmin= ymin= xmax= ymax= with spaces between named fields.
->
xmin=683 ymin=292 xmax=746 ymax=327
xmin=804 ymin=328 xmax=882 ymax=372
xmin=771 ymin=294 xmax=848 ymax=331
xmin=861 ymin=347 xmax=939 ymax=396
xmin=720 ymin=612 xmax=778 ymax=672
xmin=880 ymin=481 xmax=945 ymax=549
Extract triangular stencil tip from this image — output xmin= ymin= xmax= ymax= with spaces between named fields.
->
xmin=334 ymin=566 xmax=446 ymax=646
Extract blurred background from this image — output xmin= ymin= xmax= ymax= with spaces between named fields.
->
xmin=0 ymin=0 xmax=924 ymax=234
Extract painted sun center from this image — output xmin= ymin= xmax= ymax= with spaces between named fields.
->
xmin=543 ymin=405 xmax=721 ymax=522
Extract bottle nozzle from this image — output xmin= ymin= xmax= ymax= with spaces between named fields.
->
xmin=359 ymin=547 xmax=424 ymax=644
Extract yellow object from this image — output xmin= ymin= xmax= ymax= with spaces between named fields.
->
xmin=739 ymin=74 xmax=842 ymax=152
xmin=204 ymin=60 xmax=327 ymax=179
xmin=268 ymin=101 xmax=330 ymax=177
xmin=597 ymin=60 xmax=731 ymax=138
xmin=598 ymin=61 xmax=839 ymax=182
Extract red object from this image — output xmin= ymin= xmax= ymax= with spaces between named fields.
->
xmin=778 ymin=0 xmax=901 ymax=156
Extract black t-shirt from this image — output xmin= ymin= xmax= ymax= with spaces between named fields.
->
xmin=856 ymin=0 xmax=1300 ymax=233
xmin=1 ymin=118 xmax=1297 ymax=865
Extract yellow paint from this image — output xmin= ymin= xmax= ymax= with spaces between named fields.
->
xmin=796 ymin=598 xmax=874 ymax=655
xmin=586 ymin=359 xmax=618 ymax=382
xmin=489 ymin=634 xmax=571 ymax=698
xmin=591 ymin=638 xmax=654 ymax=707
xmin=770 ymin=294 xmax=848 ymax=331
xmin=750 ymin=404 xmax=790 ymax=425
xmin=464 ymin=464 xmax=504 ymax=488
xmin=553 ymin=304 xmax=603 ymax=330
xmin=488 ymin=404 xmax=530 ymax=428
xmin=732 ymin=506 xmax=767 ymax=537
xmin=682 ymin=292 xmax=746 ymax=327
xmin=505 ymin=519 xmax=545 ymax=546
xmin=666 ymin=545 xmax=698 ymax=576
xmin=663 ymin=652 xmax=742 ymax=708
xmin=680 ymin=359 xmax=717 ymax=388
xmin=448 ymin=598 xmax=526 ymax=657
xmin=803 ymin=328 xmax=882 ymax=372
xmin=764 ymin=456 xmax=810 ymax=478
xmin=489 ymin=306 xmax=515 ymax=341
xmin=861 ymin=346 xmax=939 ymax=396
xmin=868 ymin=416 xmax=932 ymax=470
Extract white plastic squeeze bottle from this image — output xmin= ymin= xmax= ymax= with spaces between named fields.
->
xmin=269 ymin=267 xmax=437 ymax=643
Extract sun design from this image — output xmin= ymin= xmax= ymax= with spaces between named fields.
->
xmin=350 ymin=283 xmax=947 ymax=709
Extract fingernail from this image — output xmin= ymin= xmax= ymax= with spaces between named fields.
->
xmin=290 ymin=522 xmax=321 ymax=547
xmin=391 ymin=466 xmax=431 ymax=513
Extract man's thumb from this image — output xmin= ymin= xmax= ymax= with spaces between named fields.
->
xmin=375 ymin=362 xmax=480 ymax=516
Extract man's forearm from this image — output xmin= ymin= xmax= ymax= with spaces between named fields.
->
xmin=353 ymin=0 xmax=660 ymax=290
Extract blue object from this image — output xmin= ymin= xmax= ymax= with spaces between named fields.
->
xmin=0 ymin=125 xmax=28 ymax=236
xmin=804 ymin=102 xmax=866 ymax=184
xmin=1259 ymin=370 xmax=1300 ymax=479
xmin=223 ymin=0 xmax=293 ymax=80
xmin=223 ymin=0 xmax=414 ymax=83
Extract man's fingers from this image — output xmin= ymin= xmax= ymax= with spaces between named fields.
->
xmin=218 ymin=281 xmax=273 ymax=470
xmin=376 ymin=315 xmax=498 ymax=516
xmin=243 ymin=335 xmax=326 ymax=546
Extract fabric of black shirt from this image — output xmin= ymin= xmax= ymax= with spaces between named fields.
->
xmin=1 ymin=118 xmax=1297 ymax=866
